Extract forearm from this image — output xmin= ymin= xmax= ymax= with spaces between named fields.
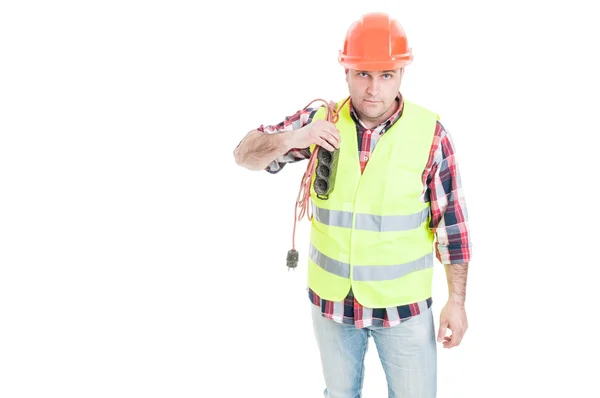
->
xmin=233 ymin=130 xmax=292 ymax=171
xmin=444 ymin=262 xmax=469 ymax=306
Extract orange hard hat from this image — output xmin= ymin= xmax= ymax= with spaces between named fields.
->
xmin=338 ymin=12 xmax=413 ymax=71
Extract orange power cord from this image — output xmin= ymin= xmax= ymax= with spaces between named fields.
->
xmin=288 ymin=96 xmax=350 ymax=269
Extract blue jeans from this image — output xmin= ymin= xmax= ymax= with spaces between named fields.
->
xmin=311 ymin=303 xmax=437 ymax=398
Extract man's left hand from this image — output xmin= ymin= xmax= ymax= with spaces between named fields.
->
xmin=437 ymin=299 xmax=468 ymax=349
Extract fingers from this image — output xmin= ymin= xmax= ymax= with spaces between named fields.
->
xmin=442 ymin=333 xmax=457 ymax=349
xmin=442 ymin=327 xmax=466 ymax=349
xmin=324 ymin=130 xmax=341 ymax=149
xmin=443 ymin=333 xmax=459 ymax=349
xmin=437 ymin=321 xmax=448 ymax=343
xmin=317 ymin=137 xmax=335 ymax=152
xmin=308 ymin=120 xmax=340 ymax=151
xmin=315 ymin=124 xmax=340 ymax=151
xmin=324 ymin=123 xmax=341 ymax=149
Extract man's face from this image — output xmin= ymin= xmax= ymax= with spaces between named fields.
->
xmin=346 ymin=68 xmax=403 ymax=127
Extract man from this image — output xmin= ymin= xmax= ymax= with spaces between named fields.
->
xmin=233 ymin=12 xmax=471 ymax=398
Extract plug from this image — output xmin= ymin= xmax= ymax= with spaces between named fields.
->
xmin=286 ymin=249 xmax=299 ymax=270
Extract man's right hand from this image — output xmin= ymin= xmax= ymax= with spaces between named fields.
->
xmin=288 ymin=120 xmax=341 ymax=152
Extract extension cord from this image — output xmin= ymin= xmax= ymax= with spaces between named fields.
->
xmin=286 ymin=95 xmax=350 ymax=270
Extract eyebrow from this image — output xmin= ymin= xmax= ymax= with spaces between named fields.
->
xmin=357 ymin=70 xmax=396 ymax=74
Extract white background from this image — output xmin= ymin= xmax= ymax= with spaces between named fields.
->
xmin=1 ymin=0 xmax=599 ymax=397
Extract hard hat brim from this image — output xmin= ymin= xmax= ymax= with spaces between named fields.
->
xmin=338 ymin=52 xmax=413 ymax=71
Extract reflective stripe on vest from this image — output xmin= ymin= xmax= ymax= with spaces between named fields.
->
xmin=312 ymin=203 xmax=430 ymax=232
xmin=309 ymin=242 xmax=433 ymax=281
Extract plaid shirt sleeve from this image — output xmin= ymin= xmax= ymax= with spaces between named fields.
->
xmin=424 ymin=121 xmax=472 ymax=265
xmin=257 ymin=107 xmax=320 ymax=174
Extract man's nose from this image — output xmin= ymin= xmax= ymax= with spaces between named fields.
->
xmin=367 ymin=79 xmax=379 ymax=96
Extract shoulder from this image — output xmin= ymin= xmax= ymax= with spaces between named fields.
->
xmin=309 ymin=97 xmax=350 ymax=121
xmin=402 ymin=99 xmax=440 ymax=121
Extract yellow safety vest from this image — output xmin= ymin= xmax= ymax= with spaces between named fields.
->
xmin=307 ymin=98 xmax=439 ymax=308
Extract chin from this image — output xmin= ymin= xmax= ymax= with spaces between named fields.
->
xmin=362 ymin=106 xmax=383 ymax=118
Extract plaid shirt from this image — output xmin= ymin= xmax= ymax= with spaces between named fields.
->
xmin=259 ymin=93 xmax=471 ymax=328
